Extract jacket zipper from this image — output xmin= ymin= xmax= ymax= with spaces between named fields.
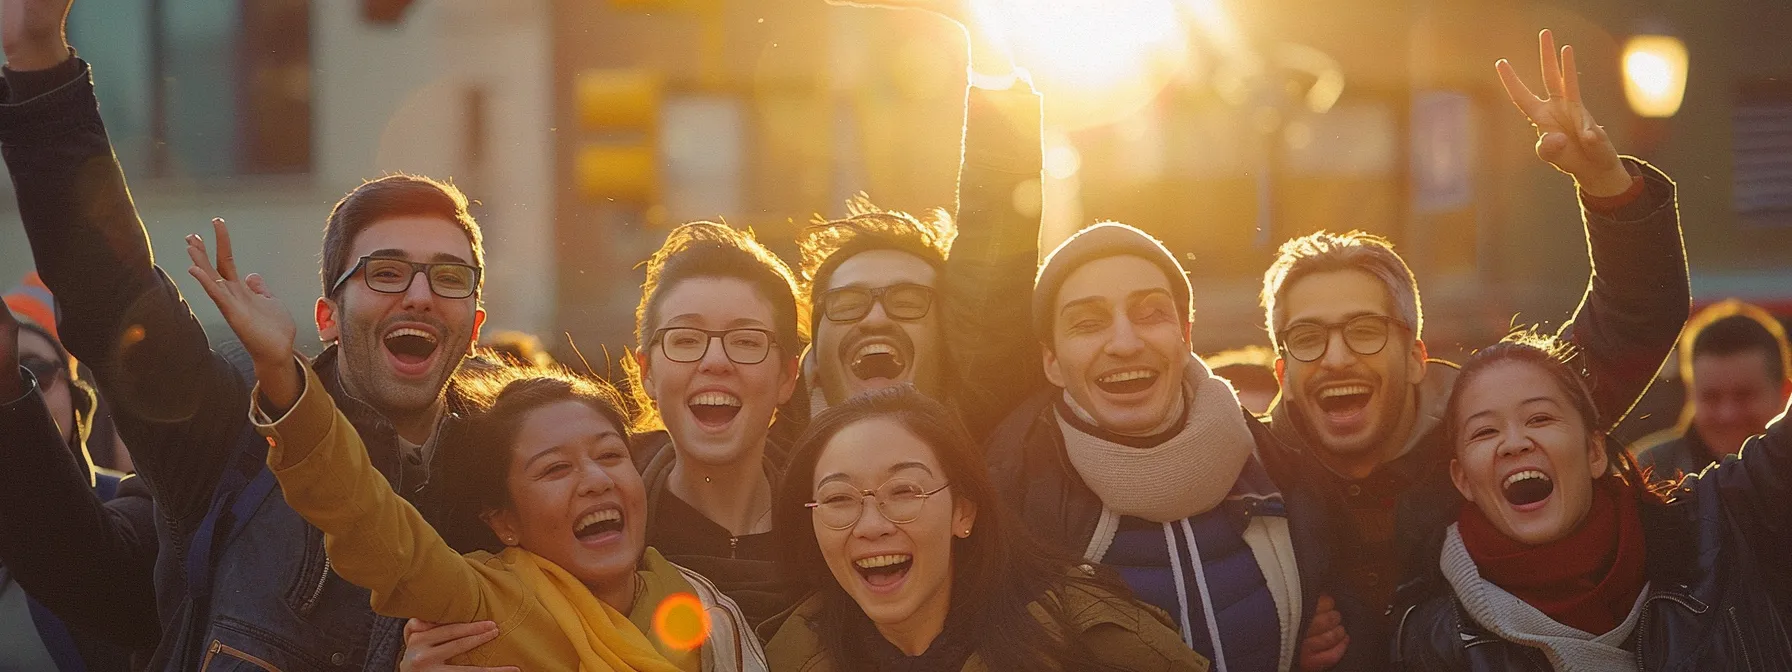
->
xmin=299 ymin=556 xmax=333 ymax=614
xmin=1728 ymin=607 xmax=1756 ymax=671
xmin=203 ymin=639 xmax=282 ymax=671
xmin=1632 ymin=597 xmax=1651 ymax=671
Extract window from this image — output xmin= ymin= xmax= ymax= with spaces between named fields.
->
xmin=1735 ymin=79 xmax=1792 ymax=228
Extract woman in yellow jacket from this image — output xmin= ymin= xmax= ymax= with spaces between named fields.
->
xmin=185 ymin=225 xmax=767 ymax=672
xmin=761 ymin=386 xmax=1210 ymax=672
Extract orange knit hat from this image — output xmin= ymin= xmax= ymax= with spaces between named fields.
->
xmin=3 ymin=272 xmax=59 ymax=342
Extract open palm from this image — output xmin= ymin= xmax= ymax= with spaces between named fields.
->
xmin=1496 ymin=30 xmax=1629 ymax=196
xmin=185 ymin=218 xmax=296 ymax=371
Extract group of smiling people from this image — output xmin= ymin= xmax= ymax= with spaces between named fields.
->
xmin=2 ymin=0 xmax=1791 ymax=671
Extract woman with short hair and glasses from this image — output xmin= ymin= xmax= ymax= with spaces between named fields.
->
xmin=762 ymin=385 xmax=1209 ymax=671
xmin=617 ymin=221 xmax=810 ymax=629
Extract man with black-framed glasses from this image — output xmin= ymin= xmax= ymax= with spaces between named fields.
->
xmin=1256 ymin=29 xmax=1691 ymax=668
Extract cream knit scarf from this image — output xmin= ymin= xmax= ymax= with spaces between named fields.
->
xmin=1440 ymin=524 xmax=1648 ymax=672
xmin=1057 ymin=357 xmax=1256 ymax=523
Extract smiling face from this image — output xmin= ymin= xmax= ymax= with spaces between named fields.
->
xmin=813 ymin=250 xmax=944 ymax=405
xmin=1689 ymin=350 xmax=1791 ymax=456
xmin=1275 ymin=269 xmax=1424 ymax=467
xmin=1450 ymin=361 xmax=1608 ymax=545
xmin=318 ymin=216 xmax=486 ymax=417
xmin=1043 ymin=255 xmax=1190 ymax=436
xmin=642 ymin=277 xmax=799 ymax=467
xmin=811 ymin=417 xmax=975 ymax=632
xmin=484 ymin=399 xmax=647 ymax=595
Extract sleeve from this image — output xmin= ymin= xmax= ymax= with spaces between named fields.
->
xmin=942 ymin=81 xmax=1048 ymax=441
xmin=1556 ymin=157 xmax=1690 ymax=432
xmin=1697 ymin=406 xmax=1792 ymax=571
xmin=0 ymin=370 xmax=160 ymax=650
xmin=0 ymin=58 xmax=250 ymax=532
xmin=254 ymin=363 xmax=518 ymax=625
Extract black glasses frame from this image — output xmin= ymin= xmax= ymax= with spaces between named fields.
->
xmin=651 ymin=327 xmax=779 ymax=365
xmin=329 ymin=256 xmax=482 ymax=299
xmin=1276 ymin=314 xmax=1409 ymax=363
xmin=820 ymin=283 xmax=936 ymax=324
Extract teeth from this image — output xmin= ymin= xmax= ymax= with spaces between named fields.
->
xmin=1319 ymin=385 xmax=1371 ymax=399
xmin=853 ymin=554 xmax=911 ymax=569
xmin=385 ymin=327 xmax=437 ymax=343
xmin=1097 ymin=370 xmax=1156 ymax=384
xmin=1504 ymin=470 xmax=1550 ymax=488
xmin=856 ymin=343 xmax=896 ymax=358
xmin=690 ymin=392 xmax=741 ymax=407
xmin=576 ymin=509 xmax=622 ymax=531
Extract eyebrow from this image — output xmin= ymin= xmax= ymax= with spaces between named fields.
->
xmin=814 ymin=461 xmax=935 ymax=489
xmin=1287 ymin=310 xmax=1386 ymax=327
xmin=366 ymin=248 xmax=473 ymax=265
xmin=1459 ymin=397 xmax=1562 ymax=430
xmin=662 ymin=314 xmax=772 ymax=329
xmin=1060 ymin=288 xmax=1172 ymax=315
xmin=523 ymin=431 xmax=623 ymax=469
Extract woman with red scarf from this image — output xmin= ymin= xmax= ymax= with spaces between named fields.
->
xmin=1391 ymin=332 xmax=1792 ymax=671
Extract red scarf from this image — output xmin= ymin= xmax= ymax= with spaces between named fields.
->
xmin=1458 ymin=476 xmax=1647 ymax=635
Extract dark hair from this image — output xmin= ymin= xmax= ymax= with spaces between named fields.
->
xmin=1686 ymin=304 xmax=1791 ymax=384
xmin=773 ymin=386 xmax=1135 ymax=671
xmin=449 ymin=365 xmax=636 ymax=518
xmin=625 ymin=221 xmax=805 ymax=431
xmin=1445 ymin=332 xmax=1670 ymax=502
xmin=319 ymin=174 xmax=485 ymax=299
xmin=1261 ymin=231 xmax=1422 ymax=348
xmin=797 ymin=195 xmax=954 ymax=330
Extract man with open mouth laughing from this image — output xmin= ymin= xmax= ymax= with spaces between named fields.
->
xmin=1258 ymin=29 xmax=1691 ymax=666
xmin=798 ymin=0 xmax=1045 ymax=442
xmin=985 ymin=222 xmax=1350 ymax=671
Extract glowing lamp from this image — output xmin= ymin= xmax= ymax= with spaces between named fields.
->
xmin=1621 ymin=35 xmax=1688 ymax=118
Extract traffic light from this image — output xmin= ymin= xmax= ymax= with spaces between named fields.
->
xmin=574 ymin=69 xmax=662 ymax=204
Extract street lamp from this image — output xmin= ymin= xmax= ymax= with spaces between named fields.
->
xmin=1622 ymin=35 xmax=1688 ymax=118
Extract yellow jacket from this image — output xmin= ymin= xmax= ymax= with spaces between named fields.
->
xmin=254 ymin=365 xmax=743 ymax=671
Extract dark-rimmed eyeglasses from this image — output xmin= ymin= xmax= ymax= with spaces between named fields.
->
xmin=820 ymin=283 xmax=935 ymax=323
xmin=806 ymin=479 xmax=951 ymax=530
xmin=652 ymin=327 xmax=777 ymax=365
xmin=329 ymin=256 xmax=481 ymax=300
xmin=1277 ymin=314 xmax=1409 ymax=363
xmin=19 ymin=356 xmax=64 ymax=391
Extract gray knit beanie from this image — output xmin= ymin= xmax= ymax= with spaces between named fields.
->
xmin=1032 ymin=222 xmax=1192 ymax=343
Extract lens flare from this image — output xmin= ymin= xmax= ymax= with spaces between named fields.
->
xmin=652 ymin=593 xmax=711 ymax=651
xmin=979 ymin=0 xmax=1190 ymax=129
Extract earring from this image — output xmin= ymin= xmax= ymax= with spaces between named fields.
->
xmin=505 ymin=536 xmax=517 ymax=545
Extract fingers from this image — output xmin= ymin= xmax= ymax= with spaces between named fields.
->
xmin=246 ymin=273 xmax=275 ymax=300
xmin=1495 ymin=59 xmax=1543 ymax=120
xmin=212 ymin=218 xmax=239 ymax=282
xmin=1315 ymin=594 xmax=1336 ymax=612
xmin=1561 ymin=43 xmax=1581 ymax=104
xmin=1536 ymin=132 xmax=1569 ymax=164
xmin=1539 ymin=29 xmax=1562 ymax=99
xmin=407 ymin=620 xmax=500 ymax=650
xmin=403 ymin=619 xmax=436 ymax=638
xmin=1298 ymin=634 xmax=1349 ymax=671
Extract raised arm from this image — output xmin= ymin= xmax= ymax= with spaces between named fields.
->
xmin=0 ymin=0 xmax=250 ymax=528
xmin=0 ymin=304 xmax=159 ymax=650
xmin=1495 ymin=30 xmax=1689 ymax=430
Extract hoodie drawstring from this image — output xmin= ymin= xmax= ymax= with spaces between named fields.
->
xmin=1166 ymin=519 xmax=1231 ymax=672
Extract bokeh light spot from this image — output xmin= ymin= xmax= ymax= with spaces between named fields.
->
xmin=652 ymin=592 xmax=710 ymax=652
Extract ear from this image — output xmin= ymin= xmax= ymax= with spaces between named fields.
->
xmin=633 ymin=348 xmax=653 ymax=391
xmin=776 ymin=354 xmax=800 ymax=404
xmin=482 ymin=507 xmax=520 ymax=546
xmin=1779 ymin=378 xmax=1791 ymax=406
xmin=1042 ymin=342 xmax=1067 ymax=389
xmin=1448 ymin=458 xmax=1475 ymax=503
xmin=952 ymin=493 xmax=978 ymax=538
xmin=315 ymin=297 xmax=340 ymax=343
xmin=1406 ymin=337 xmax=1430 ymax=385
xmin=1273 ymin=356 xmax=1286 ymax=386
xmin=1588 ymin=433 xmax=1610 ymax=477
xmin=470 ymin=308 xmax=487 ymax=347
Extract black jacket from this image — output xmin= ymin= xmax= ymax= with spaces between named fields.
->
xmin=1263 ymin=157 xmax=1690 ymax=666
xmin=0 ymin=367 xmax=156 ymax=671
xmin=1393 ymin=411 xmax=1792 ymax=671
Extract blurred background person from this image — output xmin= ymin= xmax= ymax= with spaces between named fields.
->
xmin=1206 ymin=345 xmax=1280 ymax=416
xmin=1633 ymin=299 xmax=1792 ymax=477
xmin=481 ymin=329 xmax=558 ymax=368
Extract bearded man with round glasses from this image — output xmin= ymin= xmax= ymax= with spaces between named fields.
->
xmin=1256 ymin=29 xmax=1692 ymax=668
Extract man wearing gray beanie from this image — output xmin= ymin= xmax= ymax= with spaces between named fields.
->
xmin=986 ymin=221 xmax=1362 ymax=671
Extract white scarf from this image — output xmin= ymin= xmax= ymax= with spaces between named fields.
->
xmin=1057 ymin=357 xmax=1256 ymax=523
xmin=1440 ymin=524 xmax=1648 ymax=672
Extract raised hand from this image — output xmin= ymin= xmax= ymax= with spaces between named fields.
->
xmin=1 ymin=0 xmax=74 ymax=71
xmin=185 ymin=218 xmax=301 ymax=410
xmin=826 ymin=0 xmax=1015 ymax=77
xmin=1496 ymin=29 xmax=1632 ymax=197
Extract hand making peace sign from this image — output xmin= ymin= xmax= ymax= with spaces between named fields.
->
xmin=186 ymin=218 xmax=303 ymax=410
xmin=1497 ymin=29 xmax=1635 ymax=198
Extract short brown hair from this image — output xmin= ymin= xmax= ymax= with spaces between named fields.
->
xmin=1680 ymin=300 xmax=1791 ymax=384
xmin=319 ymin=174 xmax=485 ymax=298
xmin=1261 ymin=231 xmax=1421 ymax=348
xmin=797 ymin=195 xmax=954 ymax=331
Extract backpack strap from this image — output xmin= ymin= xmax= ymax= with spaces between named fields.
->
xmin=183 ymin=423 xmax=278 ymax=604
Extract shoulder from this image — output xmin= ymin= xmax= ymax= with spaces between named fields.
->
xmin=1042 ymin=582 xmax=1211 ymax=671
xmin=759 ymin=593 xmax=832 ymax=672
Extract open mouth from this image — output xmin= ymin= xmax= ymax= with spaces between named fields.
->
xmin=687 ymin=391 xmax=742 ymax=427
xmin=1094 ymin=369 xmax=1158 ymax=395
xmin=1502 ymin=469 xmax=1554 ymax=507
xmin=383 ymin=327 xmax=439 ymax=370
xmin=573 ymin=508 xmax=625 ymax=542
xmin=849 ymin=343 xmax=906 ymax=381
xmin=853 ymin=553 xmax=912 ymax=589
xmin=1314 ymin=383 xmax=1373 ymax=417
